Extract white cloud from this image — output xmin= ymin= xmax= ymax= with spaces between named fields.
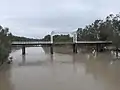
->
xmin=0 ymin=0 xmax=120 ymax=38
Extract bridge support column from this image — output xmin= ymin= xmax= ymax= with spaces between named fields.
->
xmin=50 ymin=44 xmax=53 ymax=54
xmin=96 ymin=44 xmax=100 ymax=53
xmin=22 ymin=45 xmax=26 ymax=55
xmin=73 ymin=43 xmax=77 ymax=53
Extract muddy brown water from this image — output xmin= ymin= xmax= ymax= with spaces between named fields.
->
xmin=0 ymin=47 xmax=120 ymax=90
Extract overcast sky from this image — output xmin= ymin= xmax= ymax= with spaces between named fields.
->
xmin=0 ymin=0 xmax=120 ymax=38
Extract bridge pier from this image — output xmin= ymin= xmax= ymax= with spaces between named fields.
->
xmin=96 ymin=44 xmax=99 ymax=52
xmin=50 ymin=44 xmax=53 ymax=54
xmin=73 ymin=43 xmax=77 ymax=53
xmin=22 ymin=45 xmax=26 ymax=55
xmin=96 ymin=44 xmax=103 ymax=52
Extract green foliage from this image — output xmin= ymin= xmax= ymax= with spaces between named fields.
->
xmin=77 ymin=13 xmax=120 ymax=47
xmin=0 ymin=26 xmax=11 ymax=64
xmin=53 ymin=34 xmax=72 ymax=42
xmin=9 ymin=35 xmax=40 ymax=41
xmin=40 ymin=35 xmax=51 ymax=41
xmin=41 ymin=34 xmax=72 ymax=42
xmin=0 ymin=45 xmax=9 ymax=61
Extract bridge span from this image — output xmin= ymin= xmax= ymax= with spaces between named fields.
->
xmin=12 ymin=41 xmax=112 ymax=45
xmin=11 ymin=41 xmax=112 ymax=55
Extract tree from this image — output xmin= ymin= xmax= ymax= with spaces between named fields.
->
xmin=76 ymin=13 xmax=120 ymax=58
xmin=110 ymin=14 xmax=120 ymax=57
xmin=0 ymin=26 xmax=11 ymax=64
xmin=41 ymin=34 xmax=72 ymax=42
xmin=41 ymin=35 xmax=51 ymax=41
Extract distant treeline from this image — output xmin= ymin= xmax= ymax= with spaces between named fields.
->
xmin=10 ymin=35 xmax=40 ymax=41
xmin=40 ymin=34 xmax=72 ymax=42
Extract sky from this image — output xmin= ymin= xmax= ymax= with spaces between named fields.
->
xmin=0 ymin=0 xmax=120 ymax=38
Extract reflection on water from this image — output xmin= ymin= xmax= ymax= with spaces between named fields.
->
xmin=0 ymin=65 xmax=14 ymax=90
xmin=1 ymin=47 xmax=120 ymax=90
xmin=22 ymin=55 xmax=26 ymax=64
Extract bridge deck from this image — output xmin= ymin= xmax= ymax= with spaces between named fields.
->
xmin=11 ymin=41 xmax=112 ymax=45
xmin=12 ymin=41 xmax=52 ymax=45
xmin=77 ymin=41 xmax=112 ymax=44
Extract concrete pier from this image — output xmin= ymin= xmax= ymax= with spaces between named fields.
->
xmin=96 ymin=44 xmax=99 ymax=52
xmin=50 ymin=44 xmax=53 ymax=54
xmin=73 ymin=43 xmax=77 ymax=53
xmin=22 ymin=46 xmax=25 ymax=55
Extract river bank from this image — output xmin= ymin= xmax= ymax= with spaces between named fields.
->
xmin=0 ymin=47 xmax=21 ymax=67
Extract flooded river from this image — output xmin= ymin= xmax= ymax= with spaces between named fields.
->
xmin=1 ymin=47 xmax=120 ymax=90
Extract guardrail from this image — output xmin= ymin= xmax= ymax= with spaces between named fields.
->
xmin=11 ymin=41 xmax=112 ymax=45
xmin=12 ymin=41 xmax=52 ymax=44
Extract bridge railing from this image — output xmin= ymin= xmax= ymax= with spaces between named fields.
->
xmin=12 ymin=41 xmax=52 ymax=44
xmin=12 ymin=41 xmax=113 ymax=45
xmin=77 ymin=41 xmax=112 ymax=44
